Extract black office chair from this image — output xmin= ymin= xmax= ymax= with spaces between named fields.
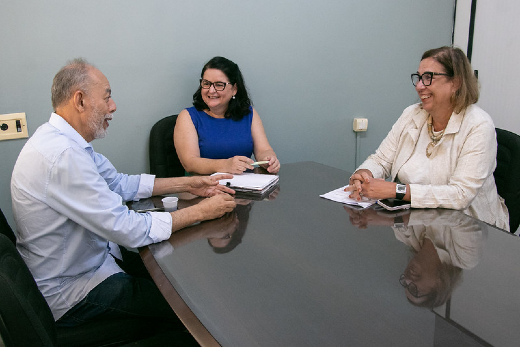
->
xmin=149 ymin=115 xmax=185 ymax=178
xmin=0 ymin=208 xmax=16 ymax=244
xmin=494 ymin=128 xmax=520 ymax=233
xmin=0 ymin=209 xmax=194 ymax=347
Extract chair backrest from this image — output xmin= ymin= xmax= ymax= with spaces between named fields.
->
xmin=0 ymin=233 xmax=58 ymax=347
xmin=0 ymin=209 xmax=16 ymax=244
xmin=149 ymin=115 xmax=185 ymax=178
xmin=494 ymin=128 xmax=520 ymax=233
xmin=0 ymin=229 xmax=179 ymax=347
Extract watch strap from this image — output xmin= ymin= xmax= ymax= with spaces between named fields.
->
xmin=393 ymin=215 xmax=405 ymax=227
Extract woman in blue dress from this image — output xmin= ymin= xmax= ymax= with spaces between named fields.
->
xmin=174 ymin=56 xmax=280 ymax=175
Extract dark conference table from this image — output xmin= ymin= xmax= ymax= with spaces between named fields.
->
xmin=139 ymin=161 xmax=520 ymax=347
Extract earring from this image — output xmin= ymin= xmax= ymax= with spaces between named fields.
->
xmin=232 ymin=95 xmax=236 ymax=99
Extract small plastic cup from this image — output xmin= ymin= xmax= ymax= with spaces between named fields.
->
xmin=162 ymin=197 xmax=178 ymax=212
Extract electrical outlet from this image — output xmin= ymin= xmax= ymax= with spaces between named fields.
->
xmin=353 ymin=118 xmax=368 ymax=132
xmin=0 ymin=113 xmax=29 ymax=141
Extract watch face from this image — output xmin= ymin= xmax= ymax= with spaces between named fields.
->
xmin=397 ymin=184 xmax=406 ymax=193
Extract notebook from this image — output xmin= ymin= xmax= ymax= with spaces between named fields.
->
xmin=213 ymin=172 xmax=279 ymax=194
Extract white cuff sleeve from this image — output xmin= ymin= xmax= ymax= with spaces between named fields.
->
xmin=135 ymin=174 xmax=156 ymax=201
xmin=148 ymin=211 xmax=173 ymax=243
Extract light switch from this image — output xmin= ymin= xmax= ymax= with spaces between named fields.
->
xmin=0 ymin=112 xmax=29 ymax=140
xmin=353 ymin=118 xmax=368 ymax=132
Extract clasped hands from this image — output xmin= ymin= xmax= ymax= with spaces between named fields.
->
xmin=344 ymin=169 xmax=395 ymax=201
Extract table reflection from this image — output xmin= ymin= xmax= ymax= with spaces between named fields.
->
xmin=168 ymin=199 xmax=253 ymax=254
xmin=345 ymin=206 xmax=487 ymax=308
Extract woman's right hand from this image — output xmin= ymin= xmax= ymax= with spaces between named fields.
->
xmin=223 ymin=156 xmax=255 ymax=174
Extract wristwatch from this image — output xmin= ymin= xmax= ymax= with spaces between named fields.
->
xmin=396 ymin=184 xmax=406 ymax=200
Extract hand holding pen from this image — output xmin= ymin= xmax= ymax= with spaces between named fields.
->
xmin=225 ymin=156 xmax=280 ymax=174
xmin=224 ymin=156 xmax=256 ymax=174
xmin=256 ymin=156 xmax=280 ymax=174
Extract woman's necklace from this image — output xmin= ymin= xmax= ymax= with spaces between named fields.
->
xmin=426 ymin=115 xmax=445 ymax=158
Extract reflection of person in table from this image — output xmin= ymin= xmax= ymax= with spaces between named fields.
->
xmin=345 ymin=46 xmax=508 ymax=231
xmin=170 ymin=199 xmax=253 ymax=254
xmin=174 ymin=56 xmax=280 ymax=175
xmin=345 ymin=207 xmax=486 ymax=307
xmin=209 ymin=200 xmax=252 ymax=254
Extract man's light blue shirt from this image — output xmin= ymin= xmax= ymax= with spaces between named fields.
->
xmin=11 ymin=113 xmax=172 ymax=320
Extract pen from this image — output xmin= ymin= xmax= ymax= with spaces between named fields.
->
xmin=134 ymin=207 xmax=164 ymax=213
xmin=251 ymin=161 xmax=269 ymax=166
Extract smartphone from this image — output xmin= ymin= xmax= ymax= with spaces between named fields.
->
xmin=377 ymin=198 xmax=411 ymax=211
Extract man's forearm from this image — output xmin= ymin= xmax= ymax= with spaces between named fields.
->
xmin=169 ymin=204 xmax=205 ymax=232
xmin=152 ymin=177 xmax=191 ymax=196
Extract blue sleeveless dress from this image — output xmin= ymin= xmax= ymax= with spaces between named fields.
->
xmin=187 ymin=106 xmax=254 ymax=159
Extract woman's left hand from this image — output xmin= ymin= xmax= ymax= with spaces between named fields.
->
xmin=355 ymin=177 xmax=396 ymax=200
xmin=261 ymin=156 xmax=280 ymax=173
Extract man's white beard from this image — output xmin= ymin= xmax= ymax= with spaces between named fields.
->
xmin=88 ymin=106 xmax=112 ymax=140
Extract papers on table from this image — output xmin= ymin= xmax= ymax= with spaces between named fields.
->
xmin=213 ymin=172 xmax=279 ymax=194
xmin=320 ymin=185 xmax=376 ymax=209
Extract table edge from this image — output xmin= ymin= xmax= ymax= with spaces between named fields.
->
xmin=139 ymin=247 xmax=221 ymax=347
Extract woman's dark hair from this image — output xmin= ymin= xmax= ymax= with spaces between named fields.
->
xmin=421 ymin=46 xmax=479 ymax=113
xmin=192 ymin=56 xmax=252 ymax=121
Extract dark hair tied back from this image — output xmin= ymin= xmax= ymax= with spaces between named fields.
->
xmin=192 ymin=56 xmax=252 ymax=121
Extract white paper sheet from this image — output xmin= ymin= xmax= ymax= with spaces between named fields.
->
xmin=320 ymin=185 xmax=376 ymax=208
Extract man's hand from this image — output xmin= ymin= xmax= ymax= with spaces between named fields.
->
xmin=170 ymin=194 xmax=237 ymax=233
xmin=196 ymin=194 xmax=237 ymax=220
xmin=188 ymin=174 xmax=235 ymax=197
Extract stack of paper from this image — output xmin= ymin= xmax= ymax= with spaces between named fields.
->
xmin=213 ymin=172 xmax=279 ymax=194
xmin=320 ymin=185 xmax=376 ymax=208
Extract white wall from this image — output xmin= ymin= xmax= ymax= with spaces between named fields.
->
xmin=454 ymin=0 xmax=520 ymax=133
xmin=453 ymin=0 xmax=472 ymax=50
xmin=450 ymin=0 xmax=520 ymax=342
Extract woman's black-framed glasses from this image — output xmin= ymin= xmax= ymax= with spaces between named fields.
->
xmin=411 ymin=72 xmax=451 ymax=87
xmin=200 ymin=79 xmax=232 ymax=91
xmin=399 ymin=274 xmax=428 ymax=299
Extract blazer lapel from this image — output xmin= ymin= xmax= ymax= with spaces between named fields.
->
xmin=391 ymin=109 xmax=428 ymax=181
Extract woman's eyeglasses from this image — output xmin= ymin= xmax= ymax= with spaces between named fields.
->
xmin=200 ymin=79 xmax=232 ymax=91
xmin=399 ymin=274 xmax=428 ymax=299
xmin=411 ymin=72 xmax=451 ymax=87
